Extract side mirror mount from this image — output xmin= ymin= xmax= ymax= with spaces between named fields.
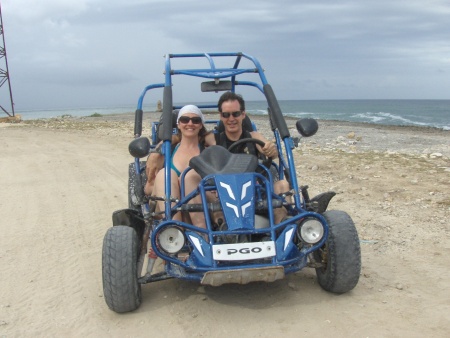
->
xmin=296 ymin=118 xmax=319 ymax=137
xmin=129 ymin=137 xmax=151 ymax=158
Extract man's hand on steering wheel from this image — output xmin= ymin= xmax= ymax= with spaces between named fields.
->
xmin=261 ymin=140 xmax=277 ymax=159
xmin=227 ymin=138 xmax=275 ymax=169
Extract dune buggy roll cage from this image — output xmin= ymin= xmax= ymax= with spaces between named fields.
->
xmin=132 ymin=52 xmax=303 ymax=219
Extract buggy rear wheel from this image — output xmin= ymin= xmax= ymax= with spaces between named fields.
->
xmin=314 ymin=210 xmax=361 ymax=293
xmin=128 ymin=162 xmax=147 ymax=212
xmin=102 ymin=225 xmax=142 ymax=313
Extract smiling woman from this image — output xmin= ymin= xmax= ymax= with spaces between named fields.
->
xmin=147 ymin=105 xmax=210 ymax=222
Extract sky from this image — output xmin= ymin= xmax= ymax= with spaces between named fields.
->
xmin=1 ymin=0 xmax=450 ymax=111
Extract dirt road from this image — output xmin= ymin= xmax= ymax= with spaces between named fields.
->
xmin=0 ymin=118 xmax=449 ymax=337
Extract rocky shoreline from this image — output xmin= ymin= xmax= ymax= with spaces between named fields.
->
xmin=15 ymin=112 xmax=450 ymax=158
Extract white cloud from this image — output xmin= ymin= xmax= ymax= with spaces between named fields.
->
xmin=2 ymin=0 xmax=450 ymax=109
xmin=3 ymin=0 xmax=89 ymax=21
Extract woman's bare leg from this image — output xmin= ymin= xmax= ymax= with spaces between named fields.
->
xmin=183 ymin=170 xmax=207 ymax=229
xmin=152 ymin=169 xmax=182 ymax=221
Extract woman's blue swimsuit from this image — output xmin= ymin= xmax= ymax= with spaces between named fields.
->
xmin=170 ymin=143 xmax=203 ymax=177
xmin=170 ymin=144 xmax=182 ymax=177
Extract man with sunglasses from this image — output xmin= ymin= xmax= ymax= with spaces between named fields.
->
xmin=187 ymin=92 xmax=290 ymax=226
xmin=208 ymin=91 xmax=278 ymax=158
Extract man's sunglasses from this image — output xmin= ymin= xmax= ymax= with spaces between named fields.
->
xmin=221 ymin=111 xmax=242 ymax=118
xmin=178 ymin=116 xmax=203 ymax=124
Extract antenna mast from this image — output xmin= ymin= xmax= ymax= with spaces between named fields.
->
xmin=0 ymin=2 xmax=15 ymax=117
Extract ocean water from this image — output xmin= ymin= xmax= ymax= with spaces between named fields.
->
xmin=16 ymin=100 xmax=450 ymax=130
xmin=245 ymin=100 xmax=450 ymax=130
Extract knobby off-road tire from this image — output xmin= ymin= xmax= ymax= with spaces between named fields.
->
xmin=314 ymin=210 xmax=361 ymax=293
xmin=102 ymin=226 xmax=142 ymax=313
xmin=128 ymin=162 xmax=147 ymax=212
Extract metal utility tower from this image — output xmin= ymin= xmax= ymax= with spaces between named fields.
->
xmin=0 ymin=2 xmax=15 ymax=117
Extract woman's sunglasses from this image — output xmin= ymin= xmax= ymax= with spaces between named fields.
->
xmin=221 ymin=111 xmax=242 ymax=118
xmin=178 ymin=116 xmax=203 ymax=124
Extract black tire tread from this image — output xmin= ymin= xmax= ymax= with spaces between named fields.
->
xmin=128 ymin=161 xmax=147 ymax=210
xmin=315 ymin=210 xmax=361 ymax=293
xmin=102 ymin=226 xmax=142 ymax=313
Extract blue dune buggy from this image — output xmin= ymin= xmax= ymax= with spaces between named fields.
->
xmin=102 ymin=52 xmax=361 ymax=313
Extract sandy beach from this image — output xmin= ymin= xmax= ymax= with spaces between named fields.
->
xmin=0 ymin=113 xmax=449 ymax=337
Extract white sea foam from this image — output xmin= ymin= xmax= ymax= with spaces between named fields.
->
xmin=353 ymin=112 xmax=438 ymax=128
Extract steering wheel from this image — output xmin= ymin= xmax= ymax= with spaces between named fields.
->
xmin=227 ymin=138 xmax=273 ymax=169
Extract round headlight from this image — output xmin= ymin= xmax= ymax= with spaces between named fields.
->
xmin=158 ymin=227 xmax=185 ymax=254
xmin=299 ymin=219 xmax=324 ymax=244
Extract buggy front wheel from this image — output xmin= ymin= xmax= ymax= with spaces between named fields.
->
xmin=102 ymin=225 xmax=142 ymax=313
xmin=313 ymin=210 xmax=361 ymax=293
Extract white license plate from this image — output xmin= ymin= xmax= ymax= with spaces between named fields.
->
xmin=212 ymin=241 xmax=276 ymax=261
